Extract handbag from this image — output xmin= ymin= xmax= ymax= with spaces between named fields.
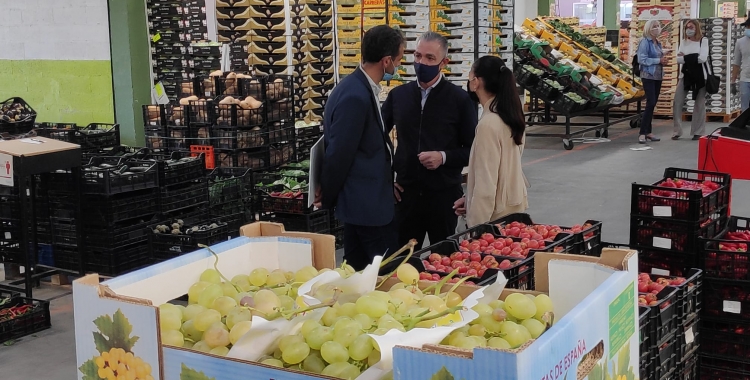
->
xmin=703 ymin=39 xmax=721 ymax=94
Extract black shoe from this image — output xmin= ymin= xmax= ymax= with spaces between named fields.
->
xmin=692 ymin=135 xmax=701 ymax=140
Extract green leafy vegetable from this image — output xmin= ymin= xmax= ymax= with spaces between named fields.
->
xmin=181 ymin=364 xmax=216 ymax=380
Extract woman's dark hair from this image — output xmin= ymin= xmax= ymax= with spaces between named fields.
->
xmin=362 ymin=25 xmax=405 ymax=64
xmin=472 ymin=56 xmax=526 ymax=145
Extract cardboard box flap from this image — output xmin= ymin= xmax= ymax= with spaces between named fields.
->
xmin=0 ymin=136 xmax=79 ymax=156
xmin=534 ymin=248 xmax=637 ymax=292
xmin=240 ymin=221 xmax=336 ymax=270
xmin=548 ymin=259 xmax=617 ymax=319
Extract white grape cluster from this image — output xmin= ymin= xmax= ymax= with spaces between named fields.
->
xmin=158 ymin=266 xmax=327 ymax=356
xmin=443 ymin=293 xmax=554 ymax=350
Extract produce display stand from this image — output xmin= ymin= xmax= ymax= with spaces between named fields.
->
xmin=524 ymin=95 xmax=643 ymax=150
xmin=0 ymin=137 xmax=82 ymax=299
xmin=517 ymin=18 xmax=646 ymax=149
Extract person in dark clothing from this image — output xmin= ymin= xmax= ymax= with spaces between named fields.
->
xmin=316 ymin=25 xmax=405 ymax=271
xmin=381 ymin=31 xmax=477 ymax=249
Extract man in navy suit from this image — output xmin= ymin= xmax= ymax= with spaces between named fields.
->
xmin=316 ymin=25 xmax=405 ymax=270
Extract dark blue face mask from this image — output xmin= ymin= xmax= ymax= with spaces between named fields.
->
xmin=414 ymin=62 xmax=441 ymax=83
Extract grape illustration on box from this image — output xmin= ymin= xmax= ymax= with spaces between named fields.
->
xmin=78 ymin=309 xmax=154 ymax=380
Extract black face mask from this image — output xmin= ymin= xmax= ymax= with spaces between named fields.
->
xmin=466 ymin=82 xmax=479 ymax=103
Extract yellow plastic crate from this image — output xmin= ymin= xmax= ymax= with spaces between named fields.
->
xmin=558 ymin=42 xmax=581 ymax=60
xmin=539 ymin=30 xmax=562 ymax=48
xmin=522 ymin=18 xmax=542 ymax=36
xmin=577 ymin=54 xmax=599 ymax=72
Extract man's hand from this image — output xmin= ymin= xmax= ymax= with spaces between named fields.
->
xmin=418 ymin=151 xmax=443 ymax=170
xmin=313 ymin=186 xmax=322 ymax=209
xmin=393 ymin=183 xmax=404 ymax=203
xmin=453 ymin=197 xmax=466 ymax=216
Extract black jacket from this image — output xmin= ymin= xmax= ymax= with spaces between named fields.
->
xmin=381 ymin=78 xmax=477 ymax=191
xmin=682 ymin=53 xmax=706 ymax=100
xmin=321 ymin=68 xmax=395 ymax=226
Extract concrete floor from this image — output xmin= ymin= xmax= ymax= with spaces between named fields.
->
xmin=1 ymin=118 xmax=748 ymax=379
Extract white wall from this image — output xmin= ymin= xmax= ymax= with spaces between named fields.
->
xmin=515 ymin=0 xmax=539 ymax=30
xmin=0 ymin=0 xmax=111 ymax=60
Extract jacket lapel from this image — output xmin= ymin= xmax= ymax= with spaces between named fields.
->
xmin=354 ymin=68 xmax=393 ymax=159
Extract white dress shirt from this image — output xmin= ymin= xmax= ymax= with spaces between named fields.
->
xmin=359 ymin=66 xmax=392 ymax=161
xmin=419 ymin=75 xmax=447 ymax=165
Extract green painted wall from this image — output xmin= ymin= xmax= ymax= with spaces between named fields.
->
xmin=538 ymin=0 xmax=550 ymax=16
xmin=108 ymin=0 xmax=152 ymax=146
xmin=0 ymin=60 xmax=115 ymax=125
xmin=604 ymin=1 xmax=618 ymax=30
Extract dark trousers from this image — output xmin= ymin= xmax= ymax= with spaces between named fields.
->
xmin=641 ymin=78 xmax=663 ymax=136
xmin=343 ymin=219 xmax=398 ymax=271
xmin=395 ymin=184 xmax=463 ymax=249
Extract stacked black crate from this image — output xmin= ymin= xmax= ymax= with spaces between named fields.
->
xmin=212 ymin=77 xmax=270 ymax=170
xmin=216 ymin=0 xmax=250 ymax=72
xmin=189 ymin=42 xmax=223 ymax=79
xmin=631 ymin=167 xmax=730 ymax=380
xmin=48 ymin=157 xmax=160 ymax=276
xmin=264 ymin=76 xmax=296 ymax=169
xmin=148 ymin=0 xmax=210 ymax=101
xmin=255 ymin=166 xmax=329 ymax=234
xmin=698 ymin=216 xmax=750 ymax=379
xmin=291 ymin=0 xmax=335 ymax=123
xmin=0 ymin=176 xmax=51 ymax=265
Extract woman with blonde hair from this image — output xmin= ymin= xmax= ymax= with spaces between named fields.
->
xmin=672 ymin=19 xmax=709 ymax=140
xmin=637 ymin=19 xmax=669 ymax=144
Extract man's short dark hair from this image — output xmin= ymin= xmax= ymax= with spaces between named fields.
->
xmin=361 ymin=25 xmax=405 ymax=64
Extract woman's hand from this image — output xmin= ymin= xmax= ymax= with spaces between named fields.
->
xmin=660 ymin=56 xmax=669 ymax=65
xmin=453 ymin=197 xmax=466 ymax=216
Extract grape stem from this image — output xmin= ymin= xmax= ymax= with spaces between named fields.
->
xmin=404 ymin=305 xmax=465 ymax=330
xmin=444 ymin=275 xmax=473 ymax=299
xmin=421 ymin=268 xmax=460 ymax=295
xmin=277 ymin=288 xmax=342 ymax=320
xmin=377 ymin=240 xmax=418 ymax=289
xmin=198 ymin=244 xmax=243 ymax=293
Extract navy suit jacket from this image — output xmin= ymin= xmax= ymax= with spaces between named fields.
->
xmin=321 ymin=68 xmax=394 ymax=226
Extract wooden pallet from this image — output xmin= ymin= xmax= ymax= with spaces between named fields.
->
xmin=682 ymin=110 xmax=740 ymax=123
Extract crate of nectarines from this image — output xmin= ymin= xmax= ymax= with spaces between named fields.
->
xmin=448 ymin=221 xmax=576 ymax=259
xmin=489 ymin=213 xmax=602 ymax=256
xmin=700 ymin=216 xmax=750 ymax=282
xmin=639 ymin=269 xmax=702 ymax=323
xmin=639 ymin=285 xmax=679 ymax=346
xmin=413 ymin=240 xmax=535 ymax=290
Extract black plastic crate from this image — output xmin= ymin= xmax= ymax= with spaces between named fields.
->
xmin=72 ymin=123 xmax=121 ymax=151
xmin=215 ymin=97 xmax=265 ymax=127
xmin=258 ymin=210 xmax=329 ymax=233
xmin=702 ymin=279 xmax=750 ymax=322
xmin=211 ymin=126 xmax=269 ymax=150
xmin=643 ymin=268 xmax=703 ymax=322
xmin=258 ymin=188 xmax=310 ymax=215
xmin=678 ymin=352 xmax=699 ymax=380
xmin=157 ymin=152 xmax=206 ymax=186
xmin=631 ymin=168 xmax=731 ymax=222
xmin=700 ymin=216 xmax=750 ymax=282
xmin=149 ymin=217 xmax=240 ymax=262
xmin=449 ymin=223 xmax=576 ymax=257
xmin=83 ymin=217 xmax=155 ymax=251
xmin=677 ymin=317 xmax=701 ymax=364
xmin=189 ymin=43 xmax=221 ymax=56
xmin=51 ymin=244 xmax=80 ymax=272
xmin=267 ymin=99 xmax=294 ymax=122
xmin=654 ymin=334 xmax=679 ymax=379
xmin=159 ymin=179 xmax=209 ymax=214
xmin=77 ymin=159 xmax=160 ymax=195
xmin=641 ymin=287 xmax=680 ymax=345
xmin=214 ymin=148 xmax=269 ymax=170
xmin=163 ymin=125 xmax=211 ymax=150
xmin=489 ymin=213 xmax=603 ymax=256
xmin=50 ymin=218 xmax=78 ymax=247
xmin=700 ymin=362 xmax=750 ymax=380
xmin=82 ymin=190 xmax=159 ymax=224
xmin=268 ymin=121 xmax=295 ymax=144
xmin=208 ymin=167 xmax=253 ymax=210
xmin=630 ymin=212 xmax=726 ymax=254
xmin=0 ymin=290 xmax=19 ymax=304
xmin=0 ymin=297 xmax=51 ymax=342
xmin=86 ymin=241 xmax=151 ymax=277
xmin=640 ymin=306 xmax=653 ymax=370
xmin=152 ymin=43 xmax=189 ymax=56
xmin=185 ymin=99 xmax=216 ymax=124
xmin=269 ymin=143 xmax=296 ymax=169
xmin=0 ymin=97 xmax=37 ymax=134
xmin=416 ymin=240 xmax=534 ymax=289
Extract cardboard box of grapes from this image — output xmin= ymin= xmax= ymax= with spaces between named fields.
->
xmin=392 ymin=248 xmax=640 ymax=380
xmin=73 ymin=222 xmax=336 ymax=380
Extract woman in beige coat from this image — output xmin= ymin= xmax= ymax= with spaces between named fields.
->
xmin=454 ymin=56 xmax=528 ymax=227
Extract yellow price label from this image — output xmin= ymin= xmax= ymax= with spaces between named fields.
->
xmin=155 ymin=83 xmax=165 ymax=97
xmin=152 ymin=33 xmax=161 ymax=43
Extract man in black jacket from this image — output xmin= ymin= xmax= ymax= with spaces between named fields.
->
xmin=382 ymin=31 xmax=477 ymax=249
xmin=318 ymin=25 xmax=405 ymax=270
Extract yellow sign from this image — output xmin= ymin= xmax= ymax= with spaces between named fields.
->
xmin=152 ymin=33 xmax=161 ymax=43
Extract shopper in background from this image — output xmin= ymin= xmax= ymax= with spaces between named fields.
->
xmin=453 ymin=56 xmax=528 ymax=227
xmin=732 ymin=15 xmax=750 ymax=112
xmin=672 ymin=19 xmax=708 ymax=140
xmin=382 ymin=31 xmax=477 ymax=249
xmin=317 ymin=25 xmax=405 ymax=270
xmin=637 ymin=19 xmax=667 ymax=144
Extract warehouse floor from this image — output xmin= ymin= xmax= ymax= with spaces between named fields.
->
xmin=1 ymin=117 xmax=749 ymax=379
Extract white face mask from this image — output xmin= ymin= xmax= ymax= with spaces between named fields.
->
xmin=685 ymin=29 xmax=696 ymax=37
